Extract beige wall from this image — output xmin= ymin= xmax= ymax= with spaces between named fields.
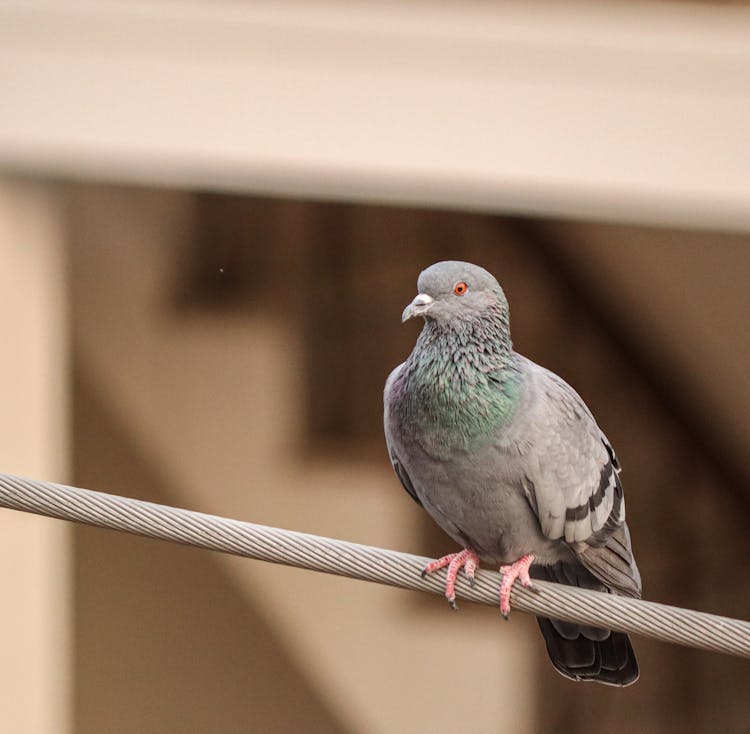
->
xmin=0 ymin=180 xmax=71 ymax=734
xmin=1 ymin=177 xmax=749 ymax=733
xmin=2 ymin=4 xmax=749 ymax=724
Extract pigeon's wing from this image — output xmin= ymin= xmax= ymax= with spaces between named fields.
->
xmin=516 ymin=358 xmax=641 ymax=597
xmin=384 ymin=363 xmax=423 ymax=508
xmin=389 ymin=451 xmax=422 ymax=507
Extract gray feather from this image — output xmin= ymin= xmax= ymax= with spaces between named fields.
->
xmin=384 ymin=365 xmax=423 ymax=507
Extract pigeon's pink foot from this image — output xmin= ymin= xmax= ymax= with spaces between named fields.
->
xmin=421 ymin=549 xmax=480 ymax=610
xmin=499 ymin=554 xmax=535 ymax=620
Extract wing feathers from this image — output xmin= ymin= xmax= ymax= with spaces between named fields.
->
xmin=520 ymin=360 xmax=640 ymax=596
xmin=578 ymin=524 xmax=642 ymax=597
xmin=384 ymin=363 xmax=424 ymax=507
xmin=391 ymin=455 xmax=422 ymax=507
xmin=563 ymin=459 xmax=617 ymax=542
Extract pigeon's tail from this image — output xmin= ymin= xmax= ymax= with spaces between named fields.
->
xmin=535 ymin=616 xmax=639 ymax=686
xmin=530 ymin=563 xmax=639 ymax=686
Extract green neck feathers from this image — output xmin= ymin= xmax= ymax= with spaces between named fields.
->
xmin=399 ymin=306 xmax=522 ymax=453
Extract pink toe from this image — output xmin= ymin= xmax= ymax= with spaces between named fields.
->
xmin=421 ymin=549 xmax=481 ymax=608
xmin=497 ymin=554 xmax=535 ymax=617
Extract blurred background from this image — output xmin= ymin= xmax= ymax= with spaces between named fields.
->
xmin=1 ymin=1 xmax=750 ymax=733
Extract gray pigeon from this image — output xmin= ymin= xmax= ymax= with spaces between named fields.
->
xmin=384 ymin=261 xmax=641 ymax=686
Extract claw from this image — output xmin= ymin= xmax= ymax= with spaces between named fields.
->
xmin=421 ymin=549 xmax=481 ymax=609
xmin=498 ymin=554 xmax=535 ymax=619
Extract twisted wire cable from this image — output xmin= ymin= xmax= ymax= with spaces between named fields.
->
xmin=0 ymin=471 xmax=748 ymax=658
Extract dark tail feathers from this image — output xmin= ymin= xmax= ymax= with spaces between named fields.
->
xmin=536 ymin=617 xmax=639 ymax=686
xmin=531 ymin=563 xmax=639 ymax=686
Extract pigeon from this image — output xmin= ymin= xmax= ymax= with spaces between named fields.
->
xmin=383 ymin=261 xmax=641 ymax=686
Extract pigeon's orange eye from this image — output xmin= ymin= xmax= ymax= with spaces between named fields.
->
xmin=453 ymin=281 xmax=468 ymax=296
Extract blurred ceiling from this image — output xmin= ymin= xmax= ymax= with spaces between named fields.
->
xmin=1 ymin=0 xmax=750 ymax=231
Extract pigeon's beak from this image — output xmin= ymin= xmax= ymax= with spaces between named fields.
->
xmin=402 ymin=293 xmax=434 ymax=322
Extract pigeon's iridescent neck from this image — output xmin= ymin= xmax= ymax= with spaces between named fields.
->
xmin=397 ymin=313 xmax=522 ymax=453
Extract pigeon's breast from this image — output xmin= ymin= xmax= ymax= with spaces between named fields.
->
xmin=386 ymin=365 xmax=570 ymax=564
xmin=393 ymin=427 xmax=567 ymax=564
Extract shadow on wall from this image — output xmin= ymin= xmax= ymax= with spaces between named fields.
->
xmin=73 ymin=375 xmax=348 ymax=734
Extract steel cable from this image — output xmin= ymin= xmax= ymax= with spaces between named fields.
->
xmin=0 ymin=471 xmax=748 ymax=658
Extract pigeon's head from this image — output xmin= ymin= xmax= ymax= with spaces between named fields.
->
xmin=402 ymin=261 xmax=507 ymax=325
